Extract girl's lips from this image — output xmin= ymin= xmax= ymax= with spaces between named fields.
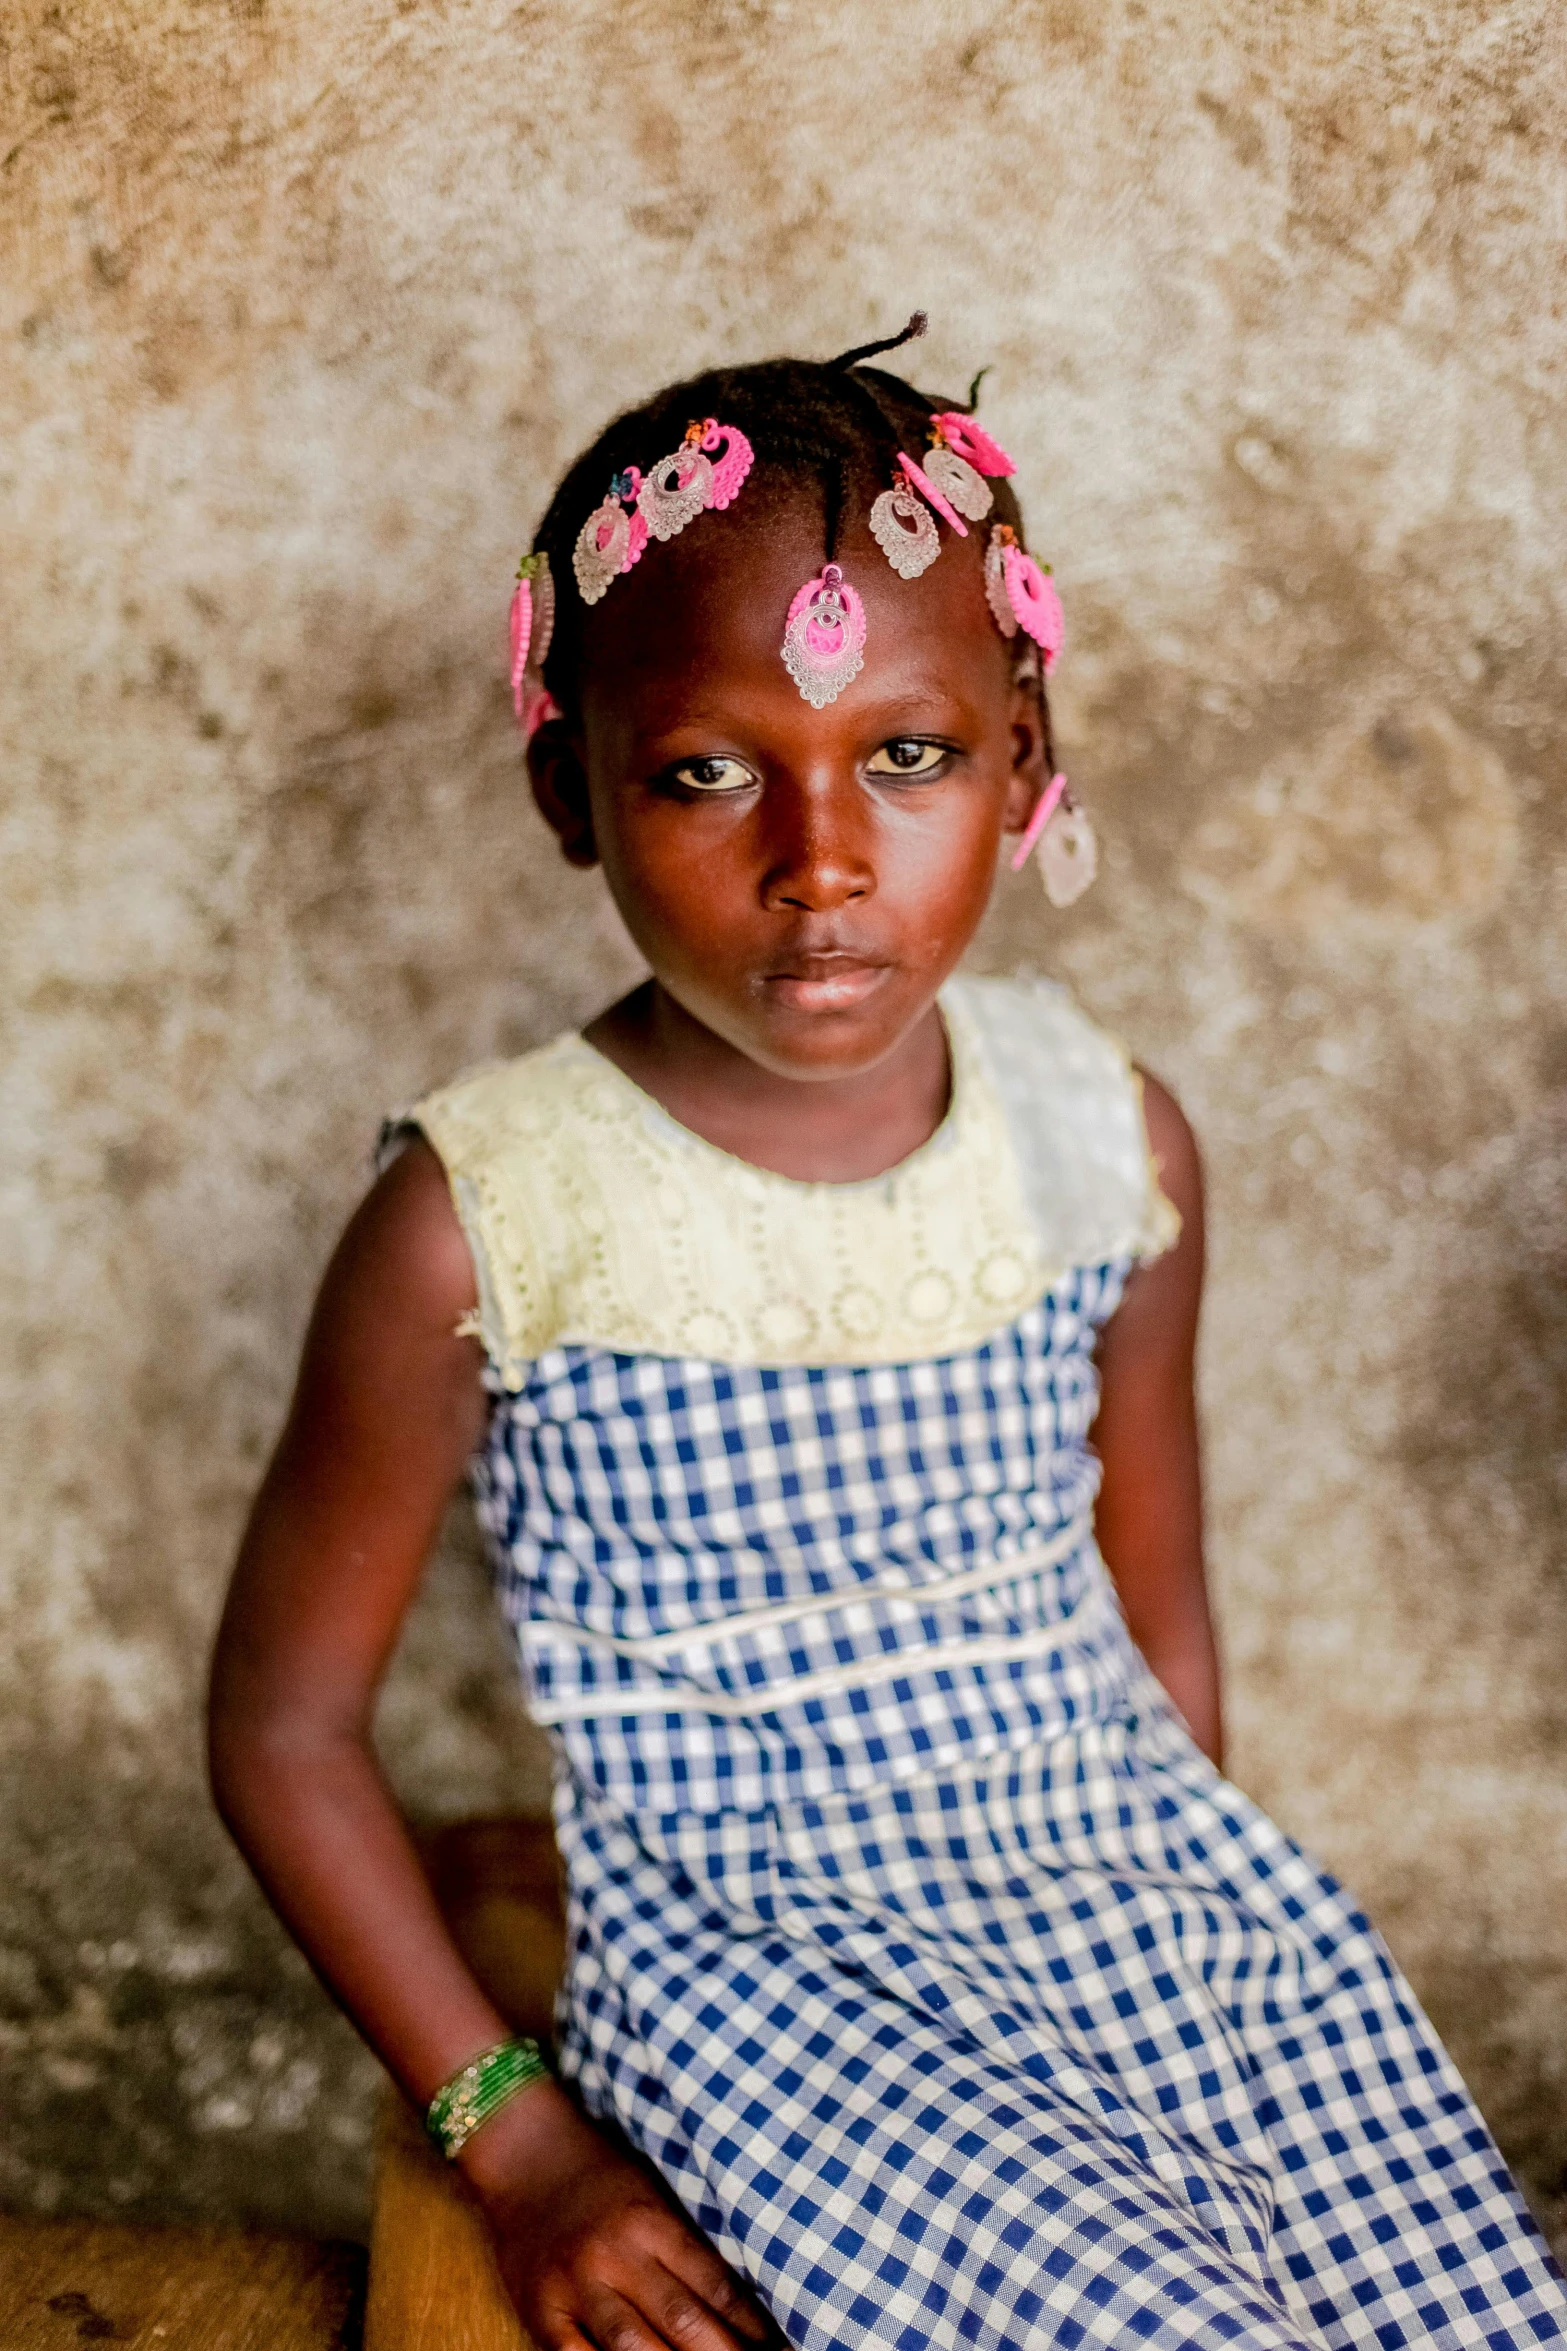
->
xmin=762 ymin=960 xmax=891 ymax=1012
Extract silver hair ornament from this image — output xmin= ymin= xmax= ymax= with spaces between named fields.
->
xmin=984 ymin=527 xmax=1018 ymax=635
xmin=781 ymin=564 xmax=867 ymax=709
xmin=923 ymin=444 xmax=993 ymax=522
xmin=573 ymin=499 xmax=632 ymax=604
xmin=1036 ymin=795 xmax=1099 ymax=908
xmin=869 ymin=484 xmax=941 ymax=579
xmin=638 ymin=446 xmax=714 ymax=541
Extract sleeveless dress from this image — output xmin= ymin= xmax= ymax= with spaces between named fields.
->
xmin=396 ymin=975 xmax=1564 ymax=2351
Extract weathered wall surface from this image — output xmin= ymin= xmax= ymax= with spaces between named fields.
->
xmin=3 ymin=0 xmax=1564 ymax=2248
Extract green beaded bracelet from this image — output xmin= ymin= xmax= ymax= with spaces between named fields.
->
xmin=425 ymin=2036 xmax=552 ymax=2160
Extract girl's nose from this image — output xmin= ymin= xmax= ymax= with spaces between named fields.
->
xmin=758 ymin=778 xmax=876 ymax=912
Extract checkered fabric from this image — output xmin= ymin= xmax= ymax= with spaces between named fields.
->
xmin=473 ymin=1266 xmax=1134 ymax=1817
xmin=472 ymin=1272 xmax=1566 ymax=2347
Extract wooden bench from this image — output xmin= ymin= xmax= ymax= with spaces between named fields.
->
xmin=364 ymin=1816 xmax=567 ymax=2351
xmin=0 ymin=2216 xmax=364 ymax=2348
xmin=0 ymin=1818 xmax=562 ymax=2350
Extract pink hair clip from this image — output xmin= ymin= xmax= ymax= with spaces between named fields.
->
xmin=930 ymin=412 xmax=1015 ymax=477
xmin=1009 ymin=772 xmax=1067 ymax=870
xmin=509 ymin=552 xmax=556 ymax=725
xmin=522 ymin=686 xmax=561 ymax=740
xmin=985 ymin=525 xmax=1064 ymax=671
xmin=897 ymin=451 xmax=968 ymax=537
xmin=781 ymin=563 xmax=866 ymax=707
xmin=1004 ymin=546 xmax=1064 ymax=672
xmin=696 ymin=417 xmax=754 ymax=509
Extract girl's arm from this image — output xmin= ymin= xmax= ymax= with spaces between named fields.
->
xmin=1089 ymin=1076 xmax=1223 ymax=1766
xmin=208 ymin=1141 xmax=770 ymax=2351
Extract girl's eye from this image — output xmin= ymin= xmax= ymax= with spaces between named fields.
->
xmin=667 ymin=755 xmax=756 ymax=793
xmin=865 ymin=739 xmax=951 ymax=779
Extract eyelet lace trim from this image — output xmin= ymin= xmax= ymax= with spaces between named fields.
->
xmin=388 ymin=977 xmax=1179 ymax=1381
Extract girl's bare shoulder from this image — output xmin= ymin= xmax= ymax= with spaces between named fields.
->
xmin=311 ymin=1137 xmax=479 ymax=1364
xmin=1136 ymin=1071 xmax=1203 ymax=1230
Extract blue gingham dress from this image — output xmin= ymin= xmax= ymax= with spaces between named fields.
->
xmin=402 ymin=977 xmax=1564 ymax=2351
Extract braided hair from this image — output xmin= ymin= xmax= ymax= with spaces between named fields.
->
xmin=529 ymin=316 xmax=1051 ymax=766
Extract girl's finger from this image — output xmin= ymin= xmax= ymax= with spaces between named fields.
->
xmin=624 ymin=2200 xmax=770 ymax=2332
xmin=580 ymin=2283 xmax=694 ymax=2351
xmin=637 ymin=2261 xmax=770 ymax=2351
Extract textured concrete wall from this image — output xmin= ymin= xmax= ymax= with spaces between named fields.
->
xmin=3 ymin=0 xmax=1564 ymax=2249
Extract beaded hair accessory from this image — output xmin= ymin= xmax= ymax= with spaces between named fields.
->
xmin=862 ymin=402 xmax=1019 ymax=588
xmin=984 ymin=524 xmax=1064 ymax=673
xmin=868 ymin=473 xmax=940 ymax=578
xmin=859 ymin=337 xmax=1090 ymax=903
xmin=896 ymin=449 xmax=968 ymax=537
xmin=781 ymin=563 xmax=867 ymax=707
xmin=866 ymin=409 xmax=1016 ymax=580
xmin=509 ymin=553 xmax=559 ymax=739
xmin=573 ymin=472 xmax=648 ymax=604
xmin=571 ymin=419 xmax=754 ymax=604
xmin=1010 ymin=772 xmax=1098 ymax=906
xmin=524 ymin=310 xmax=1095 ymax=901
xmin=930 ymin=412 xmax=1015 ymax=480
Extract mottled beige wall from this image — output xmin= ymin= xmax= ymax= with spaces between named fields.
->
xmin=3 ymin=0 xmax=1564 ymax=2248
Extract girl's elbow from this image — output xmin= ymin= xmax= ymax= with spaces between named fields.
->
xmin=205 ymin=1680 xmax=283 ymax=1831
xmin=205 ymin=1667 xmax=363 ymax=1824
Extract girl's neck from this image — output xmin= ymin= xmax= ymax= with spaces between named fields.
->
xmin=582 ymin=980 xmax=952 ymax=1185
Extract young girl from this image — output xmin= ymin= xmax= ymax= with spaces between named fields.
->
xmin=209 ymin=320 xmax=1564 ymax=2351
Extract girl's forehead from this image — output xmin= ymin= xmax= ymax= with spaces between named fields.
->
xmin=578 ymin=499 xmax=1009 ymax=724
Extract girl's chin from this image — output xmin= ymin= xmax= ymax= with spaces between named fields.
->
xmin=732 ymin=983 xmax=936 ymax=1084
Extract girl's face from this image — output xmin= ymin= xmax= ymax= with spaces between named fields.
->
xmin=530 ymin=501 xmax=1046 ymax=1082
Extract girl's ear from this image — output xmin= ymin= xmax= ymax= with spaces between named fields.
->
xmin=1003 ymin=669 xmax=1050 ymax=838
xmin=527 ymin=719 xmax=599 ymax=869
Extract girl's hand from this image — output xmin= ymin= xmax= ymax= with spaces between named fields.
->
xmin=463 ymin=2080 xmax=775 ymax=2351
xmin=210 ymin=1146 xmax=774 ymax=2350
